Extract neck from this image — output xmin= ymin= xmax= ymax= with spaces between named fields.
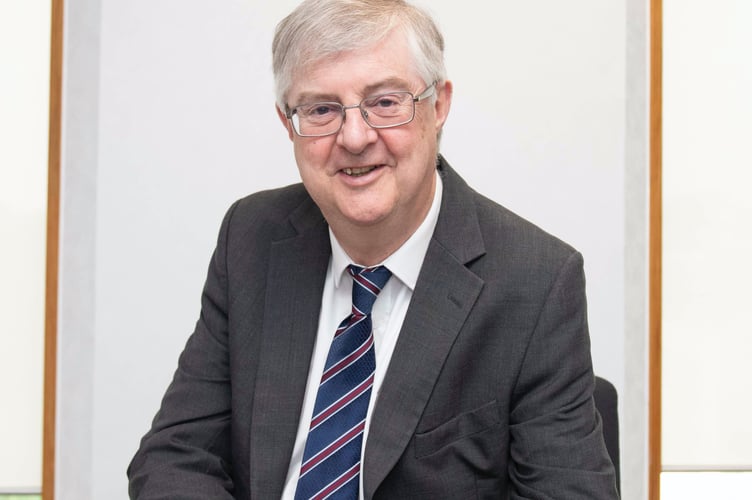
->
xmin=332 ymin=217 xmax=420 ymax=267
xmin=333 ymin=190 xmax=436 ymax=266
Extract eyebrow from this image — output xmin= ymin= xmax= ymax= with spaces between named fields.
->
xmin=292 ymin=77 xmax=415 ymax=106
xmin=362 ymin=77 xmax=414 ymax=95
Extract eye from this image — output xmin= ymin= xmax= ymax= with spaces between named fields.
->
xmin=302 ymin=103 xmax=339 ymax=117
xmin=366 ymin=94 xmax=402 ymax=109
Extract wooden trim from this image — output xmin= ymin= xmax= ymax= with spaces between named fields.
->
xmin=43 ymin=0 xmax=64 ymax=498
xmin=649 ymin=0 xmax=663 ymax=498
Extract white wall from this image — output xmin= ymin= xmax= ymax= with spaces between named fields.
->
xmin=662 ymin=0 xmax=752 ymax=470
xmin=0 ymin=0 xmax=50 ymax=492
xmin=57 ymin=1 xmax=646 ymax=498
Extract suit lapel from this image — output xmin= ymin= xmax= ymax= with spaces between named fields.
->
xmin=363 ymin=160 xmax=487 ymax=499
xmin=249 ymin=197 xmax=331 ymax=499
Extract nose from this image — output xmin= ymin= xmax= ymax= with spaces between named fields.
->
xmin=336 ymin=105 xmax=378 ymax=153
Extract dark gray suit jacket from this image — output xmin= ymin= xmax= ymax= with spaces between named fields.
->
xmin=128 ymin=158 xmax=619 ymax=499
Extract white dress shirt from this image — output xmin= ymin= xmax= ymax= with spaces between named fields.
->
xmin=281 ymin=172 xmax=443 ymax=499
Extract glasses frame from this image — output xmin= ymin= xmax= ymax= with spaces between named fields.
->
xmin=285 ymin=81 xmax=438 ymax=138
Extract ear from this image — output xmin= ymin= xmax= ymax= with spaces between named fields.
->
xmin=433 ymin=80 xmax=453 ymax=132
xmin=276 ymin=104 xmax=295 ymax=141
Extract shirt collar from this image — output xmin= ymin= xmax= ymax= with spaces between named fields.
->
xmin=330 ymin=170 xmax=443 ymax=290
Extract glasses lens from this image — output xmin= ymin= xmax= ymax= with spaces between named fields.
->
xmin=361 ymin=92 xmax=414 ymax=127
xmin=293 ymin=102 xmax=343 ymax=136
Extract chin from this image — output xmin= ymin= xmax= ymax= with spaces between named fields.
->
xmin=345 ymin=213 xmax=389 ymax=228
xmin=339 ymin=205 xmax=393 ymax=227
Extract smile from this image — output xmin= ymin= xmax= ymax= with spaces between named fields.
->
xmin=342 ymin=165 xmax=379 ymax=177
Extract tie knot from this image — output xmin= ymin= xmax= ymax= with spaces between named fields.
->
xmin=348 ymin=265 xmax=392 ymax=315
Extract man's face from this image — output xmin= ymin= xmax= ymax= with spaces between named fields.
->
xmin=277 ymin=29 xmax=452 ymax=248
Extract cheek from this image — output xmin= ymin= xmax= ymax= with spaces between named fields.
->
xmin=394 ymin=115 xmax=434 ymax=151
xmin=382 ymin=128 xmax=419 ymax=156
xmin=294 ymin=138 xmax=331 ymax=164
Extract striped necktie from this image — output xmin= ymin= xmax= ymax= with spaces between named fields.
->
xmin=294 ymin=265 xmax=392 ymax=500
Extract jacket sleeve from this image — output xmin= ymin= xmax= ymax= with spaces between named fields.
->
xmin=127 ymin=202 xmax=240 ymax=499
xmin=508 ymin=251 xmax=620 ymax=499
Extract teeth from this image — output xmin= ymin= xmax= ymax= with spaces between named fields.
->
xmin=343 ymin=166 xmax=376 ymax=176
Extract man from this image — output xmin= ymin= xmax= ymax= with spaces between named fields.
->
xmin=128 ymin=0 xmax=619 ymax=498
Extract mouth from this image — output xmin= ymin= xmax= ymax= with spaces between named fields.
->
xmin=341 ymin=165 xmax=381 ymax=177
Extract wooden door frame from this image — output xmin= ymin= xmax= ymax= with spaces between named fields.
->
xmin=44 ymin=0 xmax=64 ymax=498
xmin=649 ymin=0 xmax=663 ymax=498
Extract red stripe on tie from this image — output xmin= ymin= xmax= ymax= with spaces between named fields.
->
xmin=311 ymin=462 xmax=360 ymax=500
xmin=320 ymin=335 xmax=373 ymax=384
xmin=310 ymin=374 xmax=374 ymax=430
xmin=352 ymin=272 xmax=381 ymax=295
xmin=299 ymin=420 xmax=365 ymax=477
xmin=333 ymin=312 xmax=365 ymax=339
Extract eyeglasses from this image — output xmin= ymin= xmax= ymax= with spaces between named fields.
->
xmin=285 ymin=82 xmax=437 ymax=137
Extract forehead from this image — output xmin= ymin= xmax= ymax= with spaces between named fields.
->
xmin=286 ymin=30 xmax=422 ymax=103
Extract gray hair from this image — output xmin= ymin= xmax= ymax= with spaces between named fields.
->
xmin=272 ymin=0 xmax=446 ymax=108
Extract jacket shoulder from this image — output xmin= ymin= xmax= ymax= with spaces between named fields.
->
xmin=474 ymin=192 xmax=577 ymax=261
xmin=219 ymin=182 xmax=323 ymax=238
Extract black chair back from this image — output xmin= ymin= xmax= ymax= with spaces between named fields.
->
xmin=594 ymin=376 xmax=620 ymax=493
